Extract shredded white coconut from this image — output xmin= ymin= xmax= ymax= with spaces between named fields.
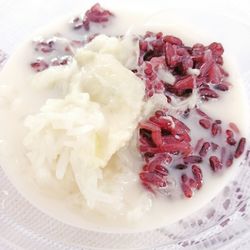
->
xmin=24 ymin=35 xmax=146 ymax=213
xmin=83 ymin=34 xmax=139 ymax=69
xmin=187 ymin=67 xmax=200 ymax=76
xmin=157 ymin=68 xmax=176 ymax=84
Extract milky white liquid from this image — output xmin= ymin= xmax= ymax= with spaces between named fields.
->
xmin=0 ymin=6 xmax=248 ymax=232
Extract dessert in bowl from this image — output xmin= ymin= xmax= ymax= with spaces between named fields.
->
xmin=0 ymin=3 xmax=248 ymax=232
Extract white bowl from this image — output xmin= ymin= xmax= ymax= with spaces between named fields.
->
xmin=1 ymin=0 xmax=250 ymax=249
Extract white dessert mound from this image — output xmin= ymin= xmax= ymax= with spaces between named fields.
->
xmin=23 ymin=35 xmax=149 ymax=217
